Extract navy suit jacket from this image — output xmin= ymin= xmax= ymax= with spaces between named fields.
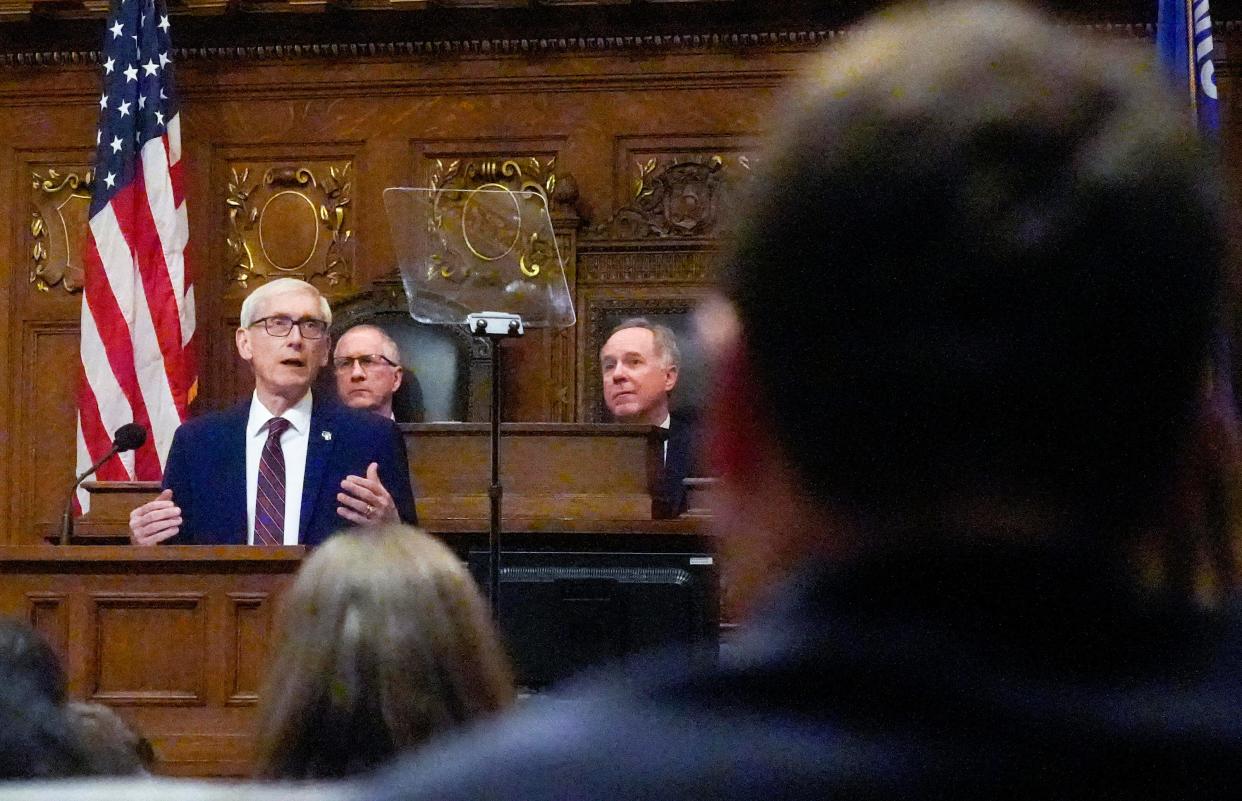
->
xmin=657 ymin=410 xmax=699 ymax=518
xmin=162 ymin=397 xmax=416 ymax=545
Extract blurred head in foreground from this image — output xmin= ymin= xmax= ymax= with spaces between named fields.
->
xmin=255 ymin=526 xmax=515 ymax=779
xmin=704 ymin=0 xmax=1228 ymax=607
xmin=65 ymin=702 xmax=153 ymax=776
xmin=0 ymin=618 xmax=68 ymax=706
xmin=0 ymin=619 xmax=90 ymax=778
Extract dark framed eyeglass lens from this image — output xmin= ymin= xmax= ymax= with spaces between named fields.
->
xmin=333 ymin=355 xmax=396 ymax=371
xmin=296 ymin=319 xmax=327 ymax=339
xmin=260 ymin=317 xmax=327 ymax=339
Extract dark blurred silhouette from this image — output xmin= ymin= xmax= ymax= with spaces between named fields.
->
xmin=0 ymin=618 xmax=91 ymax=779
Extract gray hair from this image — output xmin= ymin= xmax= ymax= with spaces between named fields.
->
xmin=604 ymin=318 xmax=681 ymax=369
xmin=335 ymin=324 xmax=402 ymax=367
xmin=239 ymin=278 xmax=332 ymax=329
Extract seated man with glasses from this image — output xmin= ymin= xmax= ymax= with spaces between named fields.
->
xmin=333 ymin=325 xmax=404 ymax=421
xmin=128 ymin=278 xmax=417 ymax=547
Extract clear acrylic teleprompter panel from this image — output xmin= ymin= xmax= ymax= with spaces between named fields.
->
xmin=383 ymin=187 xmax=575 ymax=329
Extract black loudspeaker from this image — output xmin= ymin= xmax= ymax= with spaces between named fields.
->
xmin=467 ymin=550 xmax=719 ymax=689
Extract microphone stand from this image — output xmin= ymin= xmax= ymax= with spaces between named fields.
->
xmin=59 ymin=445 xmax=126 ymax=546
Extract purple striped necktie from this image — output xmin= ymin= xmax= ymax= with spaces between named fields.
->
xmin=255 ymin=417 xmax=291 ymax=546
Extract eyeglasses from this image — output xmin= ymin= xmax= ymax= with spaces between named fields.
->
xmin=333 ymin=354 xmax=399 ymax=372
xmin=251 ymin=316 xmax=328 ymax=340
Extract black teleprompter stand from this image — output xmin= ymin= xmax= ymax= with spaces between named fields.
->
xmin=466 ymin=311 xmax=525 ymax=620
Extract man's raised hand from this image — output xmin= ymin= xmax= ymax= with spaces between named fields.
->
xmin=337 ymin=462 xmax=398 ymax=527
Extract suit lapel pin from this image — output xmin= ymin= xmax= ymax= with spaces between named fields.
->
xmin=321 ymin=430 xmax=332 ymax=441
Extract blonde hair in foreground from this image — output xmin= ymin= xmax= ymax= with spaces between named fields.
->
xmin=255 ymin=526 xmax=515 ymax=779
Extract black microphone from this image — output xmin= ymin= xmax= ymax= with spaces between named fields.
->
xmin=59 ymin=423 xmax=149 ymax=545
xmin=112 ymin=423 xmax=147 ymax=453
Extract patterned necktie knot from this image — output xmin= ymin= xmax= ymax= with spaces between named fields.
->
xmin=266 ymin=417 xmax=291 ymax=440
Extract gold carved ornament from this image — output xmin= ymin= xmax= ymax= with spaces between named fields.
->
xmin=596 ymin=153 xmax=753 ymax=239
xmin=427 ymin=157 xmax=558 ymax=283
xmin=226 ymin=162 xmax=353 ymax=289
xmin=30 ymin=168 xmax=94 ymax=293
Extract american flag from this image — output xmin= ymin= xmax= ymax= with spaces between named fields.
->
xmin=75 ymin=0 xmax=195 ymax=512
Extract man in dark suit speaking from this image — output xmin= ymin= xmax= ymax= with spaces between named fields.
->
xmin=128 ymin=278 xmax=416 ymax=546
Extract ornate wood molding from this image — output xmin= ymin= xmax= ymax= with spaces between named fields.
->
xmin=0 ymin=29 xmax=837 ymax=67
xmin=226 ymin=161 xmax=353 ymax=290
xmin=577 ymin=243 xmax=717 ymax=285
xmin=30 ymin=167 xmax=93 ymax=294
xmin=430 ymin=155 xmax=562 ymax=206
xmin=0 ymin=70 xmax=800 ymax=111
xmin=589 ymin=154 xmax=752 ymax=241
xmin=1 ymin=14 xmax=1193 ymax=69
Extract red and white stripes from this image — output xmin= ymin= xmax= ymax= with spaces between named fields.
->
xmin=75 ymin=119 xmax=195 ymax=512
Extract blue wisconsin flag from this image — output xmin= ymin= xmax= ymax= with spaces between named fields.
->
xmin=1157 ymin=0 xmax=1219 ymax=131
xmin=1157 ymin=2 xmax=1238 ymax=600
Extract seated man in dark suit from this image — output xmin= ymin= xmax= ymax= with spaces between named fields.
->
xmin=600 ymin=318 xmax=697 ymax=516
xmin=129 ymin=278 xmax=416 ymax=546
xmin=366 ymin=2 xmax=1242 ymax=798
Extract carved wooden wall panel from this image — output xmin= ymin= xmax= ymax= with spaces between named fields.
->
xmin=28 ymin=160 xmax=94 ymax=294
xmin=226 ymin=592 xmax=272 ymax=705
xmin=9 ymin=142 xmax=102 ymax=544
xmin=11 ymin=152 xmax=96 ymax=544
xmin=18 ymin=321 xmax=80 ymax=542
xmin=406 ymin=141 xmax=579 ymax=420
xmin=220 ymin=156 xmax=357 ymax=292
xmin=597 ymin=134 xmax=758 ymax=240
xmin=27 ymin=592 xmax=69 ymax=659
xmin=90 ymin=592 xmax=207 ymax=704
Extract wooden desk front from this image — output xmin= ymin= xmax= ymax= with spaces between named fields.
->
xmin=0 ymin=546 xmax=302 ymax=777
xmin=0 ymin=522 xmax=712 ymax=777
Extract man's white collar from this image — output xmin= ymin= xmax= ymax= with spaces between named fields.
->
xmin=247 ymin=389 xmax=313 ymax=437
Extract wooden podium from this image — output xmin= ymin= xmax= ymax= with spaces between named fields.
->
xmin=0 ymin=546 xmax=303 ymax=777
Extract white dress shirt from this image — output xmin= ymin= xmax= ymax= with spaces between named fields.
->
xmin=245 ymin=390 xmax=313 ymax=545
xmin=660 ymin=413 xmax=671 ymax=462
